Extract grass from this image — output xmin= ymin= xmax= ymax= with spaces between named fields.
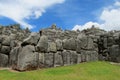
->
xmin=0 ymin=61 xmax=120 ymax=80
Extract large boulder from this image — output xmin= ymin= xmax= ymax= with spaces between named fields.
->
xmin=70 ymin=51 xmax=78 ymax=64
xmin=76 ymin=39 xmax=81 ymax=53
xmin=54 ymin=52 xmax=63 ymax=67
xmin=109 ymin=45 xmax=120 ymax=62
xmin=36 ymin=35 xmax=48 ymax=52
xmin=16 ymin=45 xmax=38 ymax=71
xmin=22 ymin=32 xmax=40 ymax=46
xmin=55 ymin=39 xmax=63 ymax=51
xmin=9 ymin=34 xmax=16 ymax=40
xmin=107 ymin=36 xmax=114 ymax=47
xmin=10 ymin=40 xmax=17 ymax=49
xmin=77 ymin=54 xmax=81 ymax=63
xmin=86 ymin=37 xmax=94 ymax=50
xmin=0 ymin=53 xmax=8 ymax=67
xmin=0 ymin=46 xmax=11 ymax=55
xmin=2 ymin=36 xmax=11 ymax=46
xmin=103 ymin=37 xmax=107 ymax=49
xmin=81 ymin=50 xmax=98 ymax=62
xmin=76 ymin=34 xmax=87 ymax=53
xmin=89 ymin=51 xmax=98 ymax=61
xmin=9 ymin=47 xmax=22 ymax=69
xmin=77 ymin=34 xmax=95 ymax=53
xmin=47 ymin=42 xmax=57 ymax=53
xmin=44 ymin=53 xmax=54 ymax=67
xmin=38 ymin=53 xmax=45 ymax=68
xmin=113 ymin=32 xmax=120 ymax=45
xmin=62 ymin=50 xmax=71 ymax=66
xmin=63 ymin=38 xmax=77 ymax=51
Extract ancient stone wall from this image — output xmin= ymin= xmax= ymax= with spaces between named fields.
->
xmin=0 ymin=24 xmax=120 ymax=71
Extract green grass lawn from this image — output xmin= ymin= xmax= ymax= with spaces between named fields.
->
xmin=0 ymin=61 xmax=120 ymax=80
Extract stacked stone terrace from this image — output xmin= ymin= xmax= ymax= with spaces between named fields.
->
xmin=0 ymin=24 xmax=120 ymax=71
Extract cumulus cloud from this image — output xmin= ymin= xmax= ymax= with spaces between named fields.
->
xmin=72 ymin=22 xmax=100 ymax=31
xmin=100 ymin=2 xmax=120 ymax=31
xmin=0 ymin=0 xmax=65 ymax=29
xmin=115 ymin=1 xmax=120 ymax=6
xmin=72 ymin=1 xmax=120 ymax=31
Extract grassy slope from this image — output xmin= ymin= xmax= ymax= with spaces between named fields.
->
xmin=0 ymin=61 xmax=120 ymax=80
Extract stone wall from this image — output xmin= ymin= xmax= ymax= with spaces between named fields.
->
xmin=0 ymin=24 xmax=120 ymax=71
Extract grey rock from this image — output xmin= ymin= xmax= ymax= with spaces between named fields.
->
xmin=38 ymin=53 xmax=45 ymax=68
xmin=89 ymin=51 xmax=98 ymax=61
xmin=0 ymin=36 xmax=3 ymax=43
xmin=81 ymin=50 xmax=98 ymax=62
xmin=70 ymin=51 xmax=78 ymax=64
xmin=55 ymin=39 xmax=63 ymax=51
xmin=76 ymin=39 xmax=81 ymax=53
xmin=86 ymin=37 xmax=94 ymax=50
xmin=36 ymin=35 xmax=48 ymax=52
xmin=77 ymin=34 xmax=95 ymax=53
xmin=116 ymin=56 xmax=120 ymax=63
xmin=94 ymin=43 xmax=98 ymax=52
xmin=1 ymin=24 xmax=120 ymax=71
xmin=76 ymin=34 xmax=87 ymax=52
xmin=10 ymin=40 xmax=17 ymax=49
xmin=109 ymin=45 xmax=120 ymax=62
xmin=2 ymin=37 xmax=11 ymax=46
xmin=77 ymin=54 xmax=81 ymax=63
xmin=62 ymin=50 xmax=71 ymax=66
xmin=103 ymin=37 xmax=107 ymax=48
xmin=17 ymin=45 xmax=38 ymax=71
xmin=9 ymin=34 xmax=16 ymax=40
xmin=22 ymin=32 xmax=40 ymax=46
xmin=98 ymin=54 xmax=104 ymax=61
xmin=54 ymin=52 xmax=63 ymax=67
xmin=113 ymin=32 xmax=120 ymax=44
xmin=44 ymin=53 xmax=54 ymax=67
xmin=0 ymin=46 xmax=11 ymax=55
xmin=63 ymin=38 xmax=77 ymax=50
xmin=51 ymin=24 xmax=57 ymax=30
xmin=47 ymin=42 xmax=57 ymax=53
xmin=107 ymin=36 xmax=114 ymax=47
xmin=0 ymin=44 xmax=1 ymax=49
xmin=0 ymin=53 xmax=8 ymax=67
xmin=9 ymin=47 xmax=22 ymax=69
xmin=81 ymin=51 xmax=86 ymax=62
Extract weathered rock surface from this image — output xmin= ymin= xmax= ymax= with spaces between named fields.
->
xmin=36 ymin=35 xmax=48 ymax=52
xmin=109 ymin=45 xmax=120 ymax=62
xmin=0 ymin=46 xmax=11 ymax=55
xmin=16 ymin=45 xmax=38 ymax=71
xmin=22 ymin=32 xmax=40 ymax=46
xmin=55 ymin=39 xmax=63 ymax=51
xmin=9 ymin=47 xmax=22 ymax=69
xmin=63 ymin=38 xmax=77 ymax=51
xmin=47 ymin=42 xmax=57 ymax=53
xmin=0 ymin=53 xmax=8 ymax=67
xmin=44 ymin=53 xmax=54 ymax=67
xmin=54 ymin=52 xmax=63 ymax=67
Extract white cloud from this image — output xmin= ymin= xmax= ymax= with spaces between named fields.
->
xmin=72 ymin=22 xmax=100 ymax=31
xmin=0 ymin=0 xmax=65 ymax=29
xmin=115 ymin=1 xmax=120 ymax=6
xmin=100 ymin=8 xmax=120 ymax=30
xmin=72 ymin=1 xmax=120 ymax=31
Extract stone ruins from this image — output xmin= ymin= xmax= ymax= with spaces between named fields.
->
xmin=0 ymin=24 xmax=120 ymax=71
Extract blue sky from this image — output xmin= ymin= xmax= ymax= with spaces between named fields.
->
xmin=0 ymin=0 xmax=120 ymax=31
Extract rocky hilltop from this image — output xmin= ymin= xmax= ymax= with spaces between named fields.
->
xmin=0 ymin=24 xmax=120 ymax=71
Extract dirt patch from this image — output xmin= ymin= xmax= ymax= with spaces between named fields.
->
xmin=0 ymin=68 xmax=20 ymax=73
xmin=110 ymin=62 xmax=120 ymax=65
